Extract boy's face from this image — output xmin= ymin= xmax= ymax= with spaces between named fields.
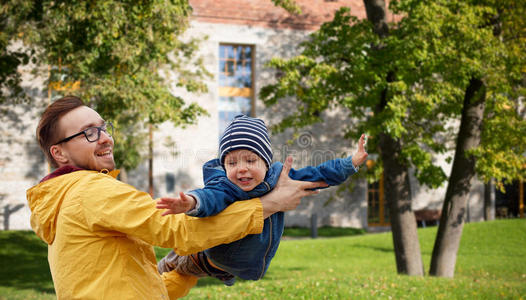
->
xmin=224 ymin=149 xmax=267 ymax=192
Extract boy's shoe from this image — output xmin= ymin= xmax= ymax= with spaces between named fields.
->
xmin=157 ymin=250 xmax=235 ymax=286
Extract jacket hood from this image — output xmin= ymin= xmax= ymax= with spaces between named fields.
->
xmin=26 ymin=166 xmax=118 ymax=244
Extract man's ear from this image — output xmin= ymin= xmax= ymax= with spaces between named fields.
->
xmin=49 ymin=145 xmax=69 ymax=165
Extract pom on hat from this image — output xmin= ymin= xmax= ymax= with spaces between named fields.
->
xmin=219 ymin=115 xmax=273 ymax=167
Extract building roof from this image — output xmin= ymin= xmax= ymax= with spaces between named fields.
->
xmin=189 ymin=0 xmax=369 ymax=30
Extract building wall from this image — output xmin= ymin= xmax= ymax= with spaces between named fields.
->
xmin=0 ymin=66 xmax=48 ymax=230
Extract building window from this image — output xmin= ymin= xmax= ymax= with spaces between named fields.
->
xmin=495 ymin=180 xmax=525 ymax=218
xmin=218 ymin=44 xmax=255 ymax=136
xmin=367 ymin=161 xmax=389 ymax=226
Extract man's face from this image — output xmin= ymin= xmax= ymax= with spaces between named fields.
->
xmin=55 ymin=106 xmax=115 ymax=171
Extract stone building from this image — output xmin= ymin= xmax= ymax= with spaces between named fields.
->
xmin=2 ymin=0 xmax=513 ymax=231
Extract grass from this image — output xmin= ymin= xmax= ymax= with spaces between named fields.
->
xmin=283 ymin=226 xmax=365 ymax=237
xmin=0 ymin=231 xmax=54 ymax=300
xmin=1 ymin=219 xmax=525 ymax=299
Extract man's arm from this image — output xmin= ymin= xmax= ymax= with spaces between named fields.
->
xmin=80 ymin=157 xmax=326 ymax=255
xmin=80 ymin=173 xmax=263 ymax=255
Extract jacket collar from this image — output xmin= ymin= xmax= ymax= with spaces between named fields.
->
xmin=40 ymin=165 xmax=84 ymax=183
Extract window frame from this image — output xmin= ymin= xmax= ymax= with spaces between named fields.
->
xmin=218 ymin=43 xmax=256 ymax=117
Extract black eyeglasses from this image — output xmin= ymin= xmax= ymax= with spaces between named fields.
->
xmin=54 ymin=122 xmax=114 ymax=145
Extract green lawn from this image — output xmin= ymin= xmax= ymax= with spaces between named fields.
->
xmin=282 ymin=226 xmax=365 ymax=238
xmin=1 ymin=219 xmax=525 ymax=299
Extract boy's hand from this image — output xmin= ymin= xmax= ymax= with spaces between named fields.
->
xmin=352 ymin=134 xmax=369 ymax=169
xmin=156 ymin=192 xmax=197 ymax=216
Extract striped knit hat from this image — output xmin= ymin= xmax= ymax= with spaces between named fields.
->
xmin=219 ymin=115 xmax=273 ymax=168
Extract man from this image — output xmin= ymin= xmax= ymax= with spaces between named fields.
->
xmin=26 ymin=96 xmax=326 ymax=299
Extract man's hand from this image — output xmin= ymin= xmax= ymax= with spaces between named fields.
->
xmin=260 ymin=156 xmax=328 ymax=218
xmin=156 ymin=192 xmax=197 ymax=216
xmin=351 ymin=134 xmax=369 ymax=169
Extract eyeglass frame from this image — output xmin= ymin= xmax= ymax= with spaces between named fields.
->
xmin=54 ymin=122 xmax=114 ymax=145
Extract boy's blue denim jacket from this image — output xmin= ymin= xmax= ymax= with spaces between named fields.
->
xmin=187 ymin=156 xmax=358 ymax=280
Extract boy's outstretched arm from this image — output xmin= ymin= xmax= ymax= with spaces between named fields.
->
xmin=287 ymin=134 xmax=369 ymax=186
xmin=156 ymin=192 xmax=197 ymax=216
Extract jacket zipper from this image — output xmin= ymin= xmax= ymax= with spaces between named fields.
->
xmin=258 ymin=216 xmax=272 ymax=280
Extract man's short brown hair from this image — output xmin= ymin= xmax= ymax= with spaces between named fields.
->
xmin=37 ymin=96 xmax=85 ymax=168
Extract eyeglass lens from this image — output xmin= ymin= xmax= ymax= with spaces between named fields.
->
xmin=85 ymin=123 xmax=113 ymax=142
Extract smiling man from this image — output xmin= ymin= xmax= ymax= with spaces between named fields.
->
xmin=50 ymin=105 xmax=115 ymax=171
xmin=26 ymin=96 xmax=326 ymax=299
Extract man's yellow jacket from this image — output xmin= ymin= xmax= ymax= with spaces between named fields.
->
xmin=26 ymin=168 xmax=263 ymax=299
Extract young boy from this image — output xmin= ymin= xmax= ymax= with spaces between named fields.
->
xmin=157 ymin=115 xmax=368 ymax=285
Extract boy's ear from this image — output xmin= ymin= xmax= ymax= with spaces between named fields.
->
xmin=49 ymin=145 xmax=69 ymax=165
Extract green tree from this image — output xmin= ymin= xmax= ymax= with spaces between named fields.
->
xmin=0 ymin=0 xmax=36 ymax=104
xmin=4 ymin=0 xmax=209 ymax=173
xmin=262 ymin=0 xmax=426 ymax=276
xmin=424 ymin=0 xmax=526 ymax=277
xmin=260 ymin=0 xmax=525 ymax=277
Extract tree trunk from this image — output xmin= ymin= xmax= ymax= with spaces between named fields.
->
xmin=429 ymin=78 xmax=486 ymax=277
xmin=484 ymin=180 xmax=495 ymax=221
xmin=363 ymin=0 xmax=389 ymax=38
xmin=379 ymin=133 xmax=425 ymax=275
xmin=365 ymin=0 xmax=424 ymax=276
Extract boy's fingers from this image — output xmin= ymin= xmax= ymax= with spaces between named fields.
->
xmin=159 ymin=197 xmax=176 ymax=202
